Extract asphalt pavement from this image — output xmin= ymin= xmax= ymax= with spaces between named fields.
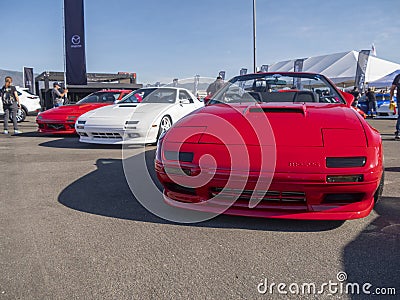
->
xmin=0 ymin=116 xmax=399 ymax=299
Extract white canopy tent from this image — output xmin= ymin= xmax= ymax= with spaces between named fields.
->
xmin=267 ymin=50 xmax=400 ymax=87
xmin=369 ymin=69 xmax=400 ymax=88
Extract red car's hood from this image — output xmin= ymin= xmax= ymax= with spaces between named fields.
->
xmin=169 ymin=102 xmax=366 ymax=147
xmin=39 ymin=103 xmax=109 ymax=120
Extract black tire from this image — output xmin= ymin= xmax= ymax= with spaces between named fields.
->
xmin=156 ymin=115 xmax=172 ymax=140
xmin=374 ymin=170 xmax=384 ymax=203
xmin=11 ymin=107 xmax=27 ymax=123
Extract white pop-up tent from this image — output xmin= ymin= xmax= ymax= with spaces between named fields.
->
xmin=369 ymin=69 xmax=400 ymax=88
xmin=267 ymin=50 xmax=400 ymax=87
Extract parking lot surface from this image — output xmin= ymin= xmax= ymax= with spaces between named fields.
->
xmin=0 ymin=116 xmax=399 ymax=299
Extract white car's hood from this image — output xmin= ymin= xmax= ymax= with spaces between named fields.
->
xmin=131 ymin=103 xmax=173 ymax=115
xmin=81 ymin=102 xmax=174 ymax=127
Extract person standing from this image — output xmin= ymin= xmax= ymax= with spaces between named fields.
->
xmin=51 ymin=82 xmax=68 ymax=107
xmin=390 ymin=73 xmax=400 ymax=139
xmin=1 ymin=76 xmax=22 ymax=135
xmin=206 ymin=76 xmax=224 ymax=97
xmin=365 ymin=88 xmax=377 ymax=117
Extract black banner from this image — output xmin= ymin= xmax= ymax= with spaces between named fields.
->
xmin=355 ymin=50 xmax=370 ymax=92
xmin=23 ymin=67 xmax=34 ymax=93
xmin=294 ymin=59 xmax=304 ymax=89
xmin=64 ymin=0 xmax=87 ymax=85
xmin=294 ymin=59 xmax=304 ymax=72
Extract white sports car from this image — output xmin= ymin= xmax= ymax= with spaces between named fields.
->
xmin=75 ymin=87 xmax=203 ymax=144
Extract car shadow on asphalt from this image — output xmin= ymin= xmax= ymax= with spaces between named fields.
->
xmin=385 ymin=166 xmax=400 ymax=173
xmin=343 ymin=196 xmax=400 ymax=298
xmin=19 ymin=131 xmax=122 ymax=150
xmin=20 ymin=132 xmax=80 ymax=139
xmin=37 ymin=137 xmax=124 ymax=150
xmin=58 ymin=149 xmax=348 ymax=232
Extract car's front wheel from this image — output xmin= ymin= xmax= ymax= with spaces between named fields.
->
xmin=11 ymin=108 xmax=27 ymax=123
xmin=157 ymin=115 xmax=172 ymax=139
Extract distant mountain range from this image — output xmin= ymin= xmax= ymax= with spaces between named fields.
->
xmin=0 ymin=69 xmax=24 ymax=87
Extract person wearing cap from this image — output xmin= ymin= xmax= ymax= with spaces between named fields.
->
xmin=51 ymin=82 xmax=68 ymax=107
xmin=206 ymin=76 xmax=225 ymax=97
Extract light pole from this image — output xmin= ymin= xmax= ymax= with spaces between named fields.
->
xmin=253 ymin=0 xmax=257 ymax=73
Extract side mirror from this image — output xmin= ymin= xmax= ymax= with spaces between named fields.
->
xmin=180 ymin=99 xmax=190 ymax=104
xmin=341 ymin=91 xmax=354 ymax=107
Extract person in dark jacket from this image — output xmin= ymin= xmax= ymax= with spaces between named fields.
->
xmin=390 ymin=73 xmax=400 ymax=139
xmin=1 ymin=76 xmax=22 ymax=134
xmin=365 ymin=88 xmax=377 ymax=117
xmin=206 ymin=76 xmax=224 ymax=97
xmin=51 ymin=82 xmax=68 ymax=107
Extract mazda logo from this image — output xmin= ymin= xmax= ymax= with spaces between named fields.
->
xmin=71 ymin=35 xmax=81 ymax=45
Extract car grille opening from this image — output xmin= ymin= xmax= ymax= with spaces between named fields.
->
xmin=47 ymin=123 xmax=65 ymax=130
xmin=323 ymin=193 xmax=364 ymax=204
xmin=165 ymin=183 xmax=196 ymax=195
xmin=211 ymin=188 xmax=306 ymax=203
xmin=91 ymin=132 xmax=122 ymax=139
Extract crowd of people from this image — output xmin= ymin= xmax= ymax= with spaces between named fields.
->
xmin=349 ymin=81 xmax=399 ymax=139
xmin=350 ymin=86 xmax=380 ymax=117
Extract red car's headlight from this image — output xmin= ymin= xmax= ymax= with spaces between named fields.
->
xmin=326 ymin=157 xmax=366 ymax=168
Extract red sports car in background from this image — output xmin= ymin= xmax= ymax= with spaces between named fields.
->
xmin=155 ymin=72 xmax=384 ymax=220
xmin=36 ymin=89 xmax=132 ymax=134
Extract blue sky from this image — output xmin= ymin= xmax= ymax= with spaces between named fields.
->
xmin=1 ymin=0 xmax=400 ymax=83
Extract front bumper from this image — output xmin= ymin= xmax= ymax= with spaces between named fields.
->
xmin=156 ymin=161 xmax=381 ymax=220
xmin=76 ymin=125 xmax=158 ymax=145
xmin=37 ymin=120 xmax=76 ymax=134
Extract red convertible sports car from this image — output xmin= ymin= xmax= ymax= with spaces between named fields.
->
xmin=36 ymin=89 xmax=132 ymax=134
xmin=155 ymin=72 xmax=384 ymax=220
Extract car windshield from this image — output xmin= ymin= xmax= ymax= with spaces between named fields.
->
xmin=77 ymin=92 xmax=121 ymax=104
xmin=139 ymin=88 xmax=177 ymax=104
xmin=376 ymin=94 xmax=390 ymax=101
xmin=209 ymin=73 xmax=344 ymax=105
xmin=21 ymin=89 xmax=36 ymax=96
xmin=119 ymin=88 xmax=157 ymax=103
